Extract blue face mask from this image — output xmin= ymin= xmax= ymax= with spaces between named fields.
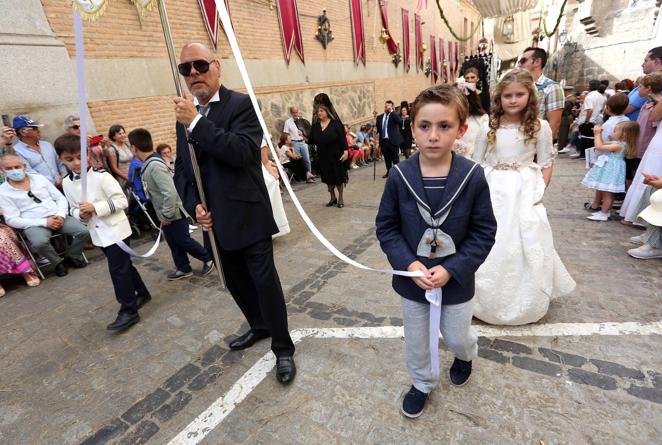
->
xmin=5 ymin=168 xmax=26 ymax=182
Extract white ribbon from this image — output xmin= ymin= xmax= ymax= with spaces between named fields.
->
xmin=73 ymin=8 xmax=161 ymax=258
xmin=214 ymin=0 xmax=447 ymax=373
xmin=214 ymin=0 xmax=421 ymax=279
xmin=425 ymin=288 xmax=442 ymax=377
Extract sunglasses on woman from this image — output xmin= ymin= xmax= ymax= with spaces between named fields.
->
xmin=177 ymin=59 xmax=215 ymax=77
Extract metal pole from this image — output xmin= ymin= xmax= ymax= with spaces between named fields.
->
xmin=158 ymin=0 xmax=226 ymax=288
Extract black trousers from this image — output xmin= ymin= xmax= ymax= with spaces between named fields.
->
xmin=381 ymin=139 xmax=400 ymax=171
xmin=162 ymin=217 xmax=211 ymax=273
xmin=217 ymin=236 xmax=295 ymax=357
xmin=101 ymin=239 xmax=150 ymax=315
xmin=578 ymin=122 xmax=595 ymax=157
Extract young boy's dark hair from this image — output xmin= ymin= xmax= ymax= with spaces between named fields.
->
xmin=54 ymin=133 xmax=81 ymax=156
xmin=605 ymin=93 xmax=629 ymax=115
xmin=410 ymin=84 xmax=469 ymax=126
xmin=128 ymin=128 xmax=154 ymax=153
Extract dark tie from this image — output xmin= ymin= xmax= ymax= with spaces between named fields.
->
xmin=383 ymin=113 xmax=389 ymax=138
xmin=198 ymin=103 xmax=210 ymax=117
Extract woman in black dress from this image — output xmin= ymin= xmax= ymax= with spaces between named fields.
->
xmin=308 ymin=105 xmax=349 ymax=208
xmin=400 ymin=105 xmax=413 ymax=159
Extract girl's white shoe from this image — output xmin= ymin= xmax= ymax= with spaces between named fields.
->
xmin=587 ymin=212 xmax=609 ymax=221
xmin=629 ymin=234 xmax=646 ymax=245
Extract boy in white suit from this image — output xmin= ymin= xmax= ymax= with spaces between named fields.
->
xmin=55 ymin=134 xmax=151 ymax=332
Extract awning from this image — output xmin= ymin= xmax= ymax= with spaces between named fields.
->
xmin=472 ymin=0 xmax=538 ymax=18
xmin=492 ymin=9 xmax=533 ymax=61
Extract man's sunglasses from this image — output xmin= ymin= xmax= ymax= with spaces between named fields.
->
xmin=27 ymin=190 xmax=42 ymax=204
xmin=517 ymin=57 xmax=528 ymax=65
xmin=177 ymin=59 xmax=215 ymax=77
xmin=70 ymin=125 xmax=80 ymax=130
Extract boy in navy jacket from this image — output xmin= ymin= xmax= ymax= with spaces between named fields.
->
xmin=376 ymin=85 xmax=496 ymax=418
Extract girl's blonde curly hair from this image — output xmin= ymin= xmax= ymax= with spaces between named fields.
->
xmin=487 ymin=69 xmax=541 ymax=151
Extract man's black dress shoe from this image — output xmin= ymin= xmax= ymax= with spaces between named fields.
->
xmin=106 ymin=312 xmax=140 ymax=332
xmin=229 ymin=330 xmax=270 ymax=350
xmin=67 ymin=257 xmax=88 ymax=269
xmin=136 ymin=293 xmax=152 ymax=309
xmin=54 ymin=261 xmax=68 ymax=277
xmin=276 ymin=356 xmax=296 ymax=384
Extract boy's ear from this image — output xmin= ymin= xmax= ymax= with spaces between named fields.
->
xmin=456 ymin=122 xmax=469 ymax=140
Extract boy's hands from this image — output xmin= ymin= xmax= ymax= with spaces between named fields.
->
xmin=80 ymin=202 xmax=95 ymax=215
xmin=407 ymin=260 xmax=434 ymax=290
xmin=428 ymin=265 xmax=451 ymax=288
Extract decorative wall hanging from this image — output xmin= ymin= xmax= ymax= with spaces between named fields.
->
xmin=424 ymin=59 xmax=432 ymax=77
xmin=401 ymin=9 xmax=410 ymax=72
xmin=196 ymin=0 xmax=222 ymax=50
xmin=392 ymin=42 xmax=402 ymax=67
xmin=416 ymin=0 xmax=428 ymax=13
xmin=448 ymin=40 xmax=454 ymax=79
xmin=440 ymin=37 xmax=446 ymax=83
xmin=350 ymin=0 xmax=366 ymax=65
xmin=434 ymin=0 xmax=481 ymax=42
xmin=415 ymin=14 xmax=423 ymax=71
xmin=454 ymin=41 xmax=460 ymax=78
xmin=131 ymin=0 xmax=158 ymax=18
xmin=70 ymin=0 xmax=110 ymax=19
xmin=430 ymin=36 xmax=438 ymax=83
xmin=315 ymin=9 xmax=334 ymax=49
xmin=276 ymin=0 xmax=305 ymax=64
xmin=378 ymin=0 xmax=398 ymax=54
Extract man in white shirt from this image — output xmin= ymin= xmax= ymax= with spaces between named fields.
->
xmin=283 ymin=106 xmax=315 ymax=181
xmin=12 ymin=116 xmax=67 ymax=186
xmin=572 ymin=80 xmax=606 ymax=159
xmin=0 ymin=154 xmax=89 ymax=276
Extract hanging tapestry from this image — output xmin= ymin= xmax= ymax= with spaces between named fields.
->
xmin=402 ymin=9 xmax=410 ymax=72
xmin=415 ymin=14 xmax=422 ymax=71
xmin=379 ymin=1 xmax=398 ymax=54
xmin=350 ymin=0 xmax=366 ymax=65
xmin=430 ymin=36 xmax=438 ymax=83
xmin=277 ymin=0 xmax=305 ymax=64
xmin=440 ymin=37 xmax=446 ymax=83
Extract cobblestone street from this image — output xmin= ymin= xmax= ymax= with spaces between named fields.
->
xmin=1 ymin=157 xmax=661 ymax=445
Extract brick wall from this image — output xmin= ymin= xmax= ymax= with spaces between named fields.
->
xmin=41 ymin=0 xmax=480 ymax=148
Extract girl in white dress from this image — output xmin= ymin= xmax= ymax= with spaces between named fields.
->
xmin=472 ymin=69 xmax=576 ymax=325
xmin=452 ymin=77 xmax=489 ymax=159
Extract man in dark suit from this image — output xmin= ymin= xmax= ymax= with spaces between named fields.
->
xmin=173 ymin=42 xmax=296 ymax=384
xmin=376 ymin=100 xmax=404 ymax=178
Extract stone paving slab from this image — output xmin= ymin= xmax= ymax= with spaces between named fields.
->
xmin=1 ymin=157 xmax=661 ymax=444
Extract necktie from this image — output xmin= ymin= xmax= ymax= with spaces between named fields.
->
xmin=198 ymin=103 xmax=210 ymax=117
xmin=383 ymin=113 xmax=389 ymax=139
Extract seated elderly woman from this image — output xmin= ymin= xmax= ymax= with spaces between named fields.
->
xmin=0 ymin=213 xmax=40 ymax=296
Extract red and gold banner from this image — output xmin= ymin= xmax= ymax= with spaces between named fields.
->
xmin=379 ymin=1 xmax=398 ymax=54
xmin=350 ymin=0 xmax=366 ymax=65
xmin=276 ymin=0 xmax=304 ymax=64
xmin=455 ymin=41 xmax=460 ymax=77
xmin=415 ymin=14 xmax=422 ymax=71
xmin=402 ymin=9 xmax=410 ymax=72
xmin=430 ymin=36 xmax=438 ymax=83
xmin=440 ymin=37 xmax=446 ymax=83
xmin=198 ymin=0 xmax=219 ymax=50
xmin=448 ymin=41 xmax=455 ymax=82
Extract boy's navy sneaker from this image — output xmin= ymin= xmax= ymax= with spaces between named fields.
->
xmin=449 ymin=358 xmax=472 ymax=386
xmin=167 ymin=270 xmax=193 ymax=281
xmin=401 ymin=385 xmax=428 ymax=418
xmin=201 ymin=260 xmax=215 ymax=275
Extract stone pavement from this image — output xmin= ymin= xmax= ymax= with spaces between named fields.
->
xmin=0 ymin=156 xmax=660 ymax=445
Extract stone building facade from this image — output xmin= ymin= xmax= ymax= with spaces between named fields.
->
xmin=1 ymin=0 xmax=480 ymax=147
xmin=548 ymin=0 xmax=662 ymax=90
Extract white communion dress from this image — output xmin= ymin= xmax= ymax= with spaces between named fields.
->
xmin=472 ymin=119 xmax=576 ymax=325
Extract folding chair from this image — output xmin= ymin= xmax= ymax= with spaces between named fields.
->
xmin=17 ymin=230 xmax=88 ymax=279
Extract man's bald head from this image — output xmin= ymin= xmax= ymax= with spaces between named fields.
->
xmin=179 ymin=42 xmax=221 ymax=103
xmin=180 ymin=42 xmax=213 ymax=61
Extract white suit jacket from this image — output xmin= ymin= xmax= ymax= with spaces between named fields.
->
xmin=62 ymin=169 xmax=132 ymax=248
